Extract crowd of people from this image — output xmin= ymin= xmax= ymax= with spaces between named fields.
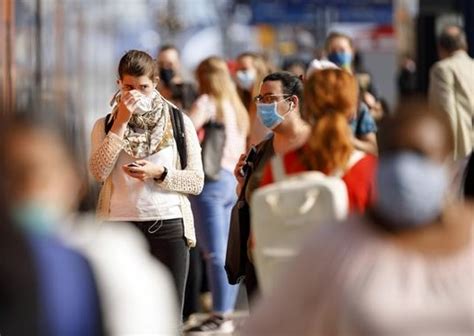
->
xmin=0 ymin=25 xmax=473 ymax=336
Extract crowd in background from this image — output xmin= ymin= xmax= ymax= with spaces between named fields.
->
xmin=0 ymin=24 xmax=473 ymax=336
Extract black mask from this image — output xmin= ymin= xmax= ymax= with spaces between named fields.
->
xmin=159 ymin=68 xmax=175 ymax=86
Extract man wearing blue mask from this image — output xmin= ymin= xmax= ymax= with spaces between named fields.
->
xmin=234 ymin=72 xmax=310 ymax=193
xmin=232 ymin=71 xmax=310 ymax=302
xmin=325 ymin=32 xmax=380 ymax=155
xmin=251 ymin=72 xmax=311 ymax=165
xmin=254 ymin=83 xmax=297 ymax=131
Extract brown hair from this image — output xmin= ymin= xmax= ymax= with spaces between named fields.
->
xmin=196 ymin=56 xmax=249 ymax=134
xmin=118 ymin=50 xmax=158 ymax=80
xmin=325 ymin=31 xmax=354 ymax=52
xmin=302 ymin=69 xmax=358 ymax=173
xmin=158 ymin=44 xmax=179 ymax=55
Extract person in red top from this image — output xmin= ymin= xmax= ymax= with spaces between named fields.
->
xmin=260 ymin=68 xmax=377 ymax=213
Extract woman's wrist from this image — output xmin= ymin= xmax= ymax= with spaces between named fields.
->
xmin=154 ymin=166 xmax=168 ymax=182
xmin=110 ymin=121 xmax=127 ymax=138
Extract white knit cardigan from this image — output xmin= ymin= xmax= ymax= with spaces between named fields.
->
xmin=89 ymin=112 xmax=204 ymax=247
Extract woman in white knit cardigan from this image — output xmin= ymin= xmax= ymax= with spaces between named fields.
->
xmin=89 ymin=50 xmax=204 ymax=316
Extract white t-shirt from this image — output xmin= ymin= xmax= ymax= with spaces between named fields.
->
xmin=108 ymin=144 xmax=182 ymax=221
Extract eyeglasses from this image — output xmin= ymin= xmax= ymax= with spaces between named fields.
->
xmin=254 ymin=94 xmax=291 ymax=104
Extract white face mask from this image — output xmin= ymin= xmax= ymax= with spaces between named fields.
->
xmin=133 ymin=91 xmax=154 ymax=115
xmin=111 ymin=89 xmax=157 ymax=115
xmin=236 ymin=70 xmax=256 ymax=91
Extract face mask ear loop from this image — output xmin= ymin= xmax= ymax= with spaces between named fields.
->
xmin=280 ymin=97 xmax=294 ymax=118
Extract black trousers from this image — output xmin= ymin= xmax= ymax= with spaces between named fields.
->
xmin=183 ymin=243 xmax=202 ymax=319
xmin=131 ymin=219 xmax=189 ymax=318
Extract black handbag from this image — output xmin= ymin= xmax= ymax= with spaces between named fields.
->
xmin=225 ymin=195 xmax=251 ymax=285
xmin=224 ymin=151 xmax=258 ymax=285
xmin=201 ymin=121 xmax=226 ymax=180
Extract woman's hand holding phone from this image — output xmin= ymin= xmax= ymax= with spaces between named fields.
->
xmin=122 ymin=160 xmax=165 ymax=181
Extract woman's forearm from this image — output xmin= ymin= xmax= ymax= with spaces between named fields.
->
xmin=89 ymin=120 xmax=124 ymax=182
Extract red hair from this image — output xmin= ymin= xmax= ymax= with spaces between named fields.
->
xmin=302 ymin=69 xmax=358 ymax=173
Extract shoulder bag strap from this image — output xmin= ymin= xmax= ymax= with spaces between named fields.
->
xmin=237 ymin=138 xmax=271 ymax=201
xmin=270 ymin=155 xmax=286 ymax=182
xmin=104 ymin=113 xmax=113 ymax=134
xmin=333 ymin=150 xmax=365 ymax=178
xmin=169 ymin=105 xmax=188 ymax=169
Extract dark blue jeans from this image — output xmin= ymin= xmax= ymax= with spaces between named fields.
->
xmin=191 ymin=169 xmax=239 ymax=314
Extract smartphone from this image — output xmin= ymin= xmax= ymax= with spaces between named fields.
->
xmin=240 ymin=146 xmax=258 ymax=177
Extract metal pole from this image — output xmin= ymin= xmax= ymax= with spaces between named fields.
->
xmin=0 ymin=0 xmax=15 ymax=116
xmin=35 ymin=0 xmax=42 ymax=91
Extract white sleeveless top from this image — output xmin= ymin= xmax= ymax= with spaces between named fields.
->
xmin=108 ymin=144 xmax=182 ymax=221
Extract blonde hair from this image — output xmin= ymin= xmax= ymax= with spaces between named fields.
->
xmin=303 ymin=69 xmax=358 ymax=173
xmin=196 ymin=56 xmax=249 ymax=134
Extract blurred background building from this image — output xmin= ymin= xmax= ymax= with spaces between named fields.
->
xmin=0 ymin=0 xmax=473 ymax=207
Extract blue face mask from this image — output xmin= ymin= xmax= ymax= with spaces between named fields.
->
xmin=236 ymin=70 xmax=256 ymax=91
xmin=375 ymin=152 xmax=448 ymax=228
xmin=328 ymin=52 xmax=353 ymax=69
xmin=256 ymin=100 xmax=290 ymax=130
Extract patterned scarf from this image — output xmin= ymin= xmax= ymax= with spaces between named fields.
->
xmin=111 ymin=90 xmax=173 ymax=158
